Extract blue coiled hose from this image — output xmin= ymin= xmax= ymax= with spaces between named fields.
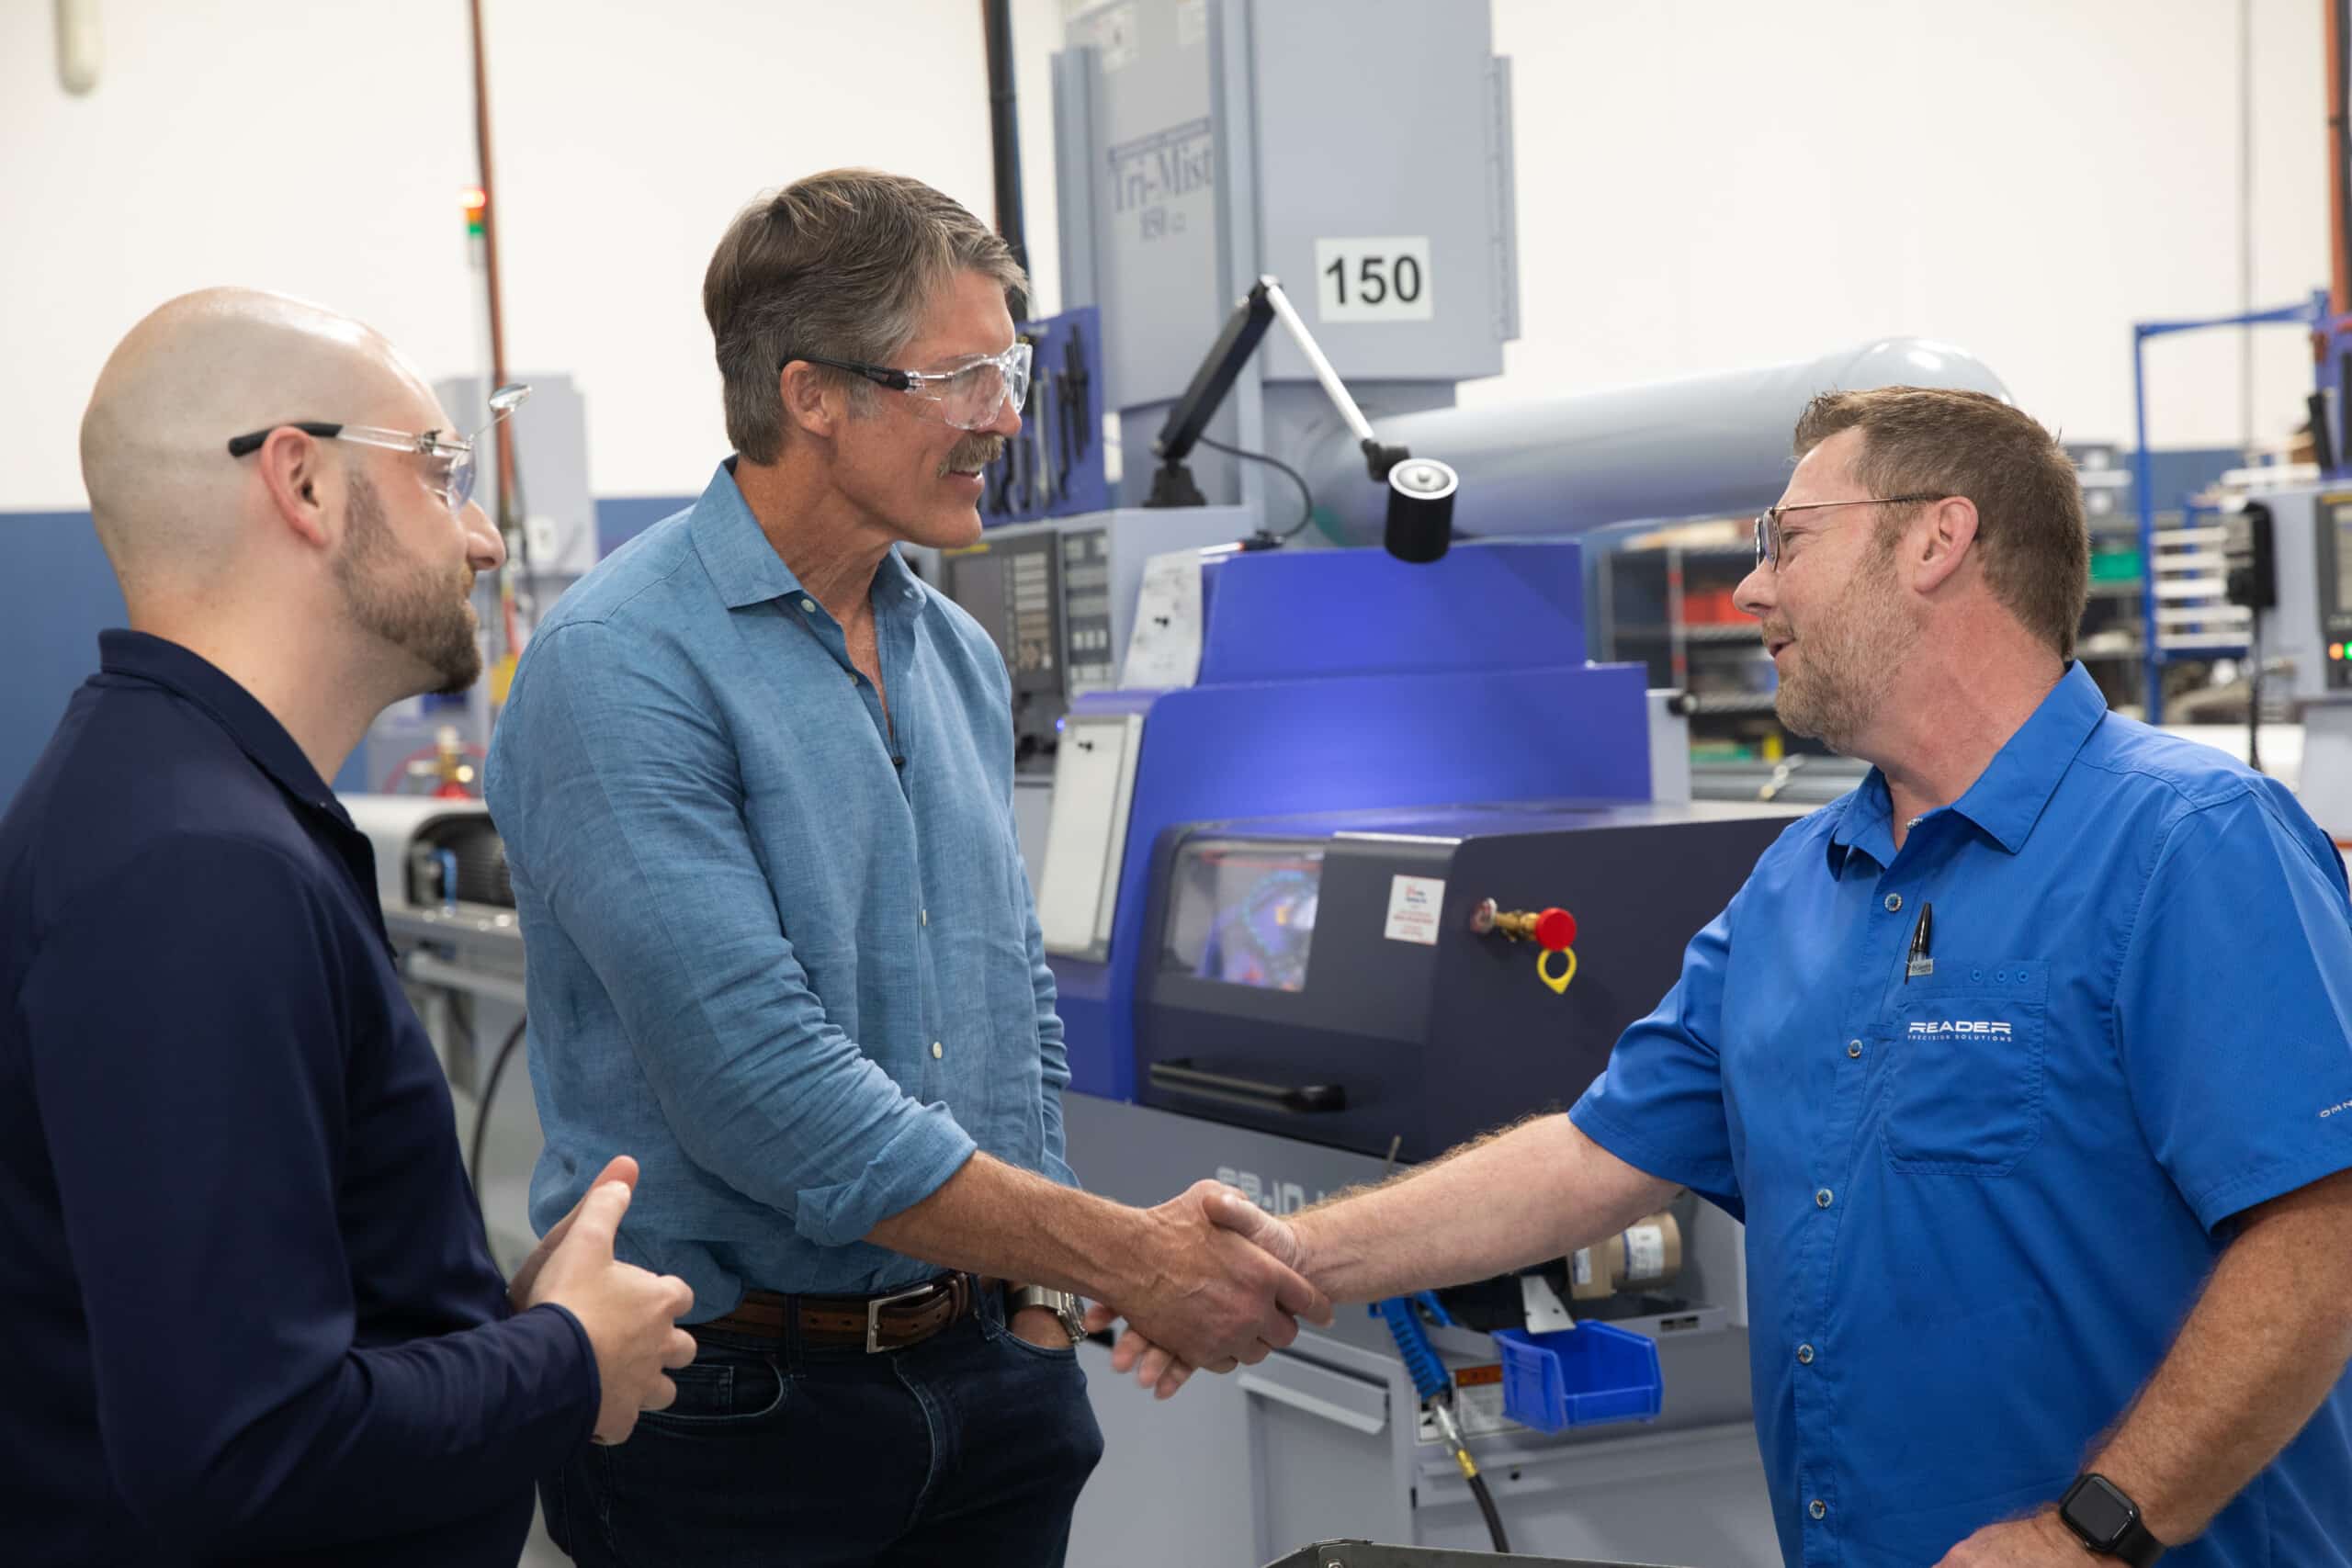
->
xmin=1376 ymin=1292 xmax=1453 ymax=1402
xmin=1374 ymin=1292 xmax=1510 ymax=1552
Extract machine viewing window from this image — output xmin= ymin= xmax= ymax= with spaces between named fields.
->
xmin=1159 ymin=840 xmax=1325 ymax=992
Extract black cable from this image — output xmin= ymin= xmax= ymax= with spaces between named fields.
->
xmin=1468 ymin=1471 xmax=1510 ymax=1553
xmin=469 ymin=1014 xmax=529 ymax=1220
xmin=2248 ymin=613 xmax=2264 ymax=775
xmin=446 ymin=990 xmax=479 ymax=1072
xmin=1195 ymin=433 xmax=1317 ymax=540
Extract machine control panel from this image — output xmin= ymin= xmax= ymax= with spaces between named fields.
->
xmin=2313 ymin=491 xmax=2352 ymax=689
xmin=2244 ymin=486 xmax=2352 ymax=703
xmin=943 ymin=531 xmax=1066 ymax=770
xmin=937 ymin=517 xmax=1243 ymax=774
xmin=1058 ymin=527 xmax=1117 ymax=697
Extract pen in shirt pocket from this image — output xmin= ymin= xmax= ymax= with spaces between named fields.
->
xmin=1905 ymin=901 xmax=1934 ymax=982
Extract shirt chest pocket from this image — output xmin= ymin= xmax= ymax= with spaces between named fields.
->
xmin=1883 ymin=959 xmax=2048 ymax=1176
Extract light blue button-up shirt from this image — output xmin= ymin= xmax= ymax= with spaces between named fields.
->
xmin=484 ymin=461 xmax=1071 ymax=1314
xmin=1573 ymin=664 xmax=2352 ymax=1566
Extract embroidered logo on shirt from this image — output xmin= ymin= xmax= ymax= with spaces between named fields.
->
xmin=2319 ymin=1099 xmax=2352 ymax=1120
xmin=1906 ymin=1020 xmax=2015 ymax=1037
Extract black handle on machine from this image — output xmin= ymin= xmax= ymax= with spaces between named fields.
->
xmin=1148 ymin=1058 xmax=1348 ymax=1113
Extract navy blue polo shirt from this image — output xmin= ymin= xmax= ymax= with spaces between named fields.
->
xmin=0 ymin=631 xmax=597 ymax=1566
xmin=1574 ymin=664 xmax=2352 ymax=1566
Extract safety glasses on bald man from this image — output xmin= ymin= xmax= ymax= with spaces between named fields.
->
xmin=781 ymin=342 xmax=1031 ymax=432
xmin=224 ymin=382 xmax=531 ymax=514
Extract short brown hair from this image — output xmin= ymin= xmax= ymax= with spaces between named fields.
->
xmin=703 ymin=169 xmax=1028 ymax=463
xmin=1794 ymin=387 xmax=2088 ymax=660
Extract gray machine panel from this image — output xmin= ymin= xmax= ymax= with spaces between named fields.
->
xmin=2317 ymin=491 xmax=2352 ymax=690
xmin=917 ymin=505 xmax=1258 ymax=774
xmin=2245 ymin=484 xmax=2352 ymax=703
xmin=1248 ymin=0 xmax=1516 ymax=385
xmin=1063 ymin=1094 xmax=1776 ymax=1568
xmin=1060 ymin=0 xmax=1224 ymax=412
xmin=1055 ymin=0 xmax=1520 ymax=509
xmin=1265 ymin=1544 xmax=1687 ymax=1568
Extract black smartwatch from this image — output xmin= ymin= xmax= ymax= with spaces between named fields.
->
xmin=2059 ymin=1473 xmax=2165 ymax=1565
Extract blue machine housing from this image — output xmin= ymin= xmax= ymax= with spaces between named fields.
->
xmin=1051 ymin=539 xmax=1655 ymax=1101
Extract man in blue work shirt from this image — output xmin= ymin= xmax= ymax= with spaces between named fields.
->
xmin=0 ymin=289 xmax=701 ymax=1564
xmin=485 ymin=170 xmax=1327 ymax=1567
xmin=1099 ymin=388 xmax=2352 ymax=1566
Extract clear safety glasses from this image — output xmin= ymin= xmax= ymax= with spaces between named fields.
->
xmin=1752 ymin=494 xmax=1949 ymax=570
xmin=783 ymin=342 xmax=1033 ymax=431
xmin=225 ymin=382 xmax=532 ymax=513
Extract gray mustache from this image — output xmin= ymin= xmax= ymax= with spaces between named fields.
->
xmin=940 ymin=434 xmax=1005 ymax=477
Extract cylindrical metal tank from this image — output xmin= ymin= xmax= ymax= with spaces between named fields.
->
xmin=1303 ymin=337 xmax=2010 ymax=542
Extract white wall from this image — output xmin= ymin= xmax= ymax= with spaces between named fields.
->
xmin=1471 ymin=0 xmax=2330 ymax=457
xmin=0 ymin=0 xmax=1067 ymax=508
xmin=0 ymin=0 xmax=2328 ymax=513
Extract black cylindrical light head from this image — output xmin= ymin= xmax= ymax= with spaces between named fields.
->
xmin=1385 ymin=458 xmax=1459 ymax=564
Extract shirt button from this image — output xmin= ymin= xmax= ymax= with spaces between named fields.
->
xmin=1883 ymin=892 xmax=1903 ymax=912
xmin=1846 ymin=1039 xmax=1862 ymax=1058
xmin=932 ymin=1041 xmax=944 ymax=1059
xmin=1815 ymin=1187 xmax=1834 ymax=1208
xmin=921 ymin=908 xmax=929 ymax=927
xmin=1796 ymin=1343 xmax=1815 ymax=1364
xmin=1810 ymin=1500 xmax=1827 ymax=1521
xmin=800 ymin=597 xmax=818 ymax=613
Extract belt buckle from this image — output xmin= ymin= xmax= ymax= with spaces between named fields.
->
xmin=865 ymin=1282 xmax=936 ymax=1353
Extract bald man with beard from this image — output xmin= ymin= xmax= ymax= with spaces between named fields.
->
xmin=0 ymin=288 xmax=697 ymax=1568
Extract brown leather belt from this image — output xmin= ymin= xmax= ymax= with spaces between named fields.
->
xmin=694 ymin=1272 xmax=997 ymax=1353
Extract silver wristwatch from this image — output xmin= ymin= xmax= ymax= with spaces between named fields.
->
xmin=1009 ymin=1285 xmax=1087 ymax=1347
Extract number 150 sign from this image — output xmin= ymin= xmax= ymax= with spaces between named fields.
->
xmin=1313 ymin=236 xmax=1434 ymax=323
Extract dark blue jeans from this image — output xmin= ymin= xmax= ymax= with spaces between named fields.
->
xmin=540 ymin=1290 xmax=1104 ymax=1567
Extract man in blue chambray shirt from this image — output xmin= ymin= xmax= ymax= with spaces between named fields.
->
xmin=484 ymin=170 xmax=1325 ymax=1568
xmin=1104 ymin=389 xmax=2352 ymax=1568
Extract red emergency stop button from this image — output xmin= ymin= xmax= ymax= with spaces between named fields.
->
xmin=1534 ymin=908 xmax=1577 ymax=951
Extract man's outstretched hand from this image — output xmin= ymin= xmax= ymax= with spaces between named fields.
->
xmin=1085 ymin=1181 xmax=1317 ymax=1399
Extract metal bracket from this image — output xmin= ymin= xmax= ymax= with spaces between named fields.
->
xmin=1521 ymin=1270 xmax=1576 ymax=1333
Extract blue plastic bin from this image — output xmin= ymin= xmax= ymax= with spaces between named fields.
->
xmin=1491 ymin=1321 xmax=1663 ymax=1433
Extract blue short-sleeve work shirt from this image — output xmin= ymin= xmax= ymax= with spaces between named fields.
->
xmin=1573 ymin=663 xmax=2352 ymax=1566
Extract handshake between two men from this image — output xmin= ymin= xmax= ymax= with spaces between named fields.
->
xmin=864 ymin=1156 xmax=1345 ymax=1376
xmin=502 ymin=1156 xmax=1336 ymax=1450
xmin=868 ymin=1111 xmax=1668 ymax=1399
xmin=515 ymin=1111 xmax=1657 ymax=1441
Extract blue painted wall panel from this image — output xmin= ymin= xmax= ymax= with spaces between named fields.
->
xmin=0 ymin=512 xmax=126 ymax=807
xmin=596 ymin=495 xmax=695 ymax=558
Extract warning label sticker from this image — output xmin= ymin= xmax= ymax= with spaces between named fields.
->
xmin=1418 ymin=1362 xmax=1519 ymax=1442
xmin=1384 ymin=875 xmax=1445 ymax=945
